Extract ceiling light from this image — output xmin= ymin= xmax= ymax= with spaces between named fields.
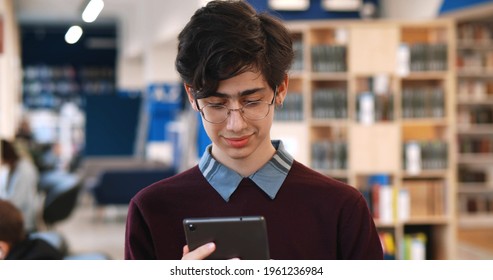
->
xmin=65 ymin=25 xmax=83 ymax=44
xmin=82 ymin=0 xmax=105 ymax=23
xmin=269 ymin=0 xmax=309 ymax=11
xmin=322 ymin=0 xmax=362 ymax=11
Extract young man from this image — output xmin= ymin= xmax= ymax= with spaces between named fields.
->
xmin=125 ymin=0 xmax=383 ymax=260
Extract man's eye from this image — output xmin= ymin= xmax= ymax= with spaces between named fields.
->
xmin=244 ymin=98 xmax=262 ymax=104
xmin=208 ymin=104 xmax=226 ymax=110
xmin=206 ymin=101 xmax=226 ymax=106
xmin=245 ymin=101 xmax=262 ymax=107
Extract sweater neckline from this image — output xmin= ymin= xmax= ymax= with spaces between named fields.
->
xmin=198 ymin=140 xmax=293 ymax=201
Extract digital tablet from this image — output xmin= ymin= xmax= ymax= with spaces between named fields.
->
xmin=183 ymin=216 xmax=270 ymax=260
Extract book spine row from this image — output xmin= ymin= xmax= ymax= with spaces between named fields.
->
xmin=460 ymin=194 xmax=493 ymax=215
xmin=400 ymin=180 xmax=445 ymax=218
xmin=378 ymin=231 xmax=396 ymax=260
xmin=23 ymin=65 xmax=115 ymax=110
xmin=311 ymin=45 xmax=347 ymax=72
xmin=274 ymin=93 xmax=303 ymax=121
xmin=459 ymin=136 xmax=493 ymax=154
xmin=291 ymin=39 xmax=304 ymax=71
xmin=312 ymin=88 xmax=347 ymax=119
xmin=458 ymin=79 xmax=493 ymax=100
xmin=409 ymin=43 xmax=448 ymax=72
xmin=356 ymin=93 xmax=394 ymax=123
xmin=459 ymin=168 xmax=487 ymax=183
xmin=403 ymin=141 xmax=448 ymax=171
xmin=458 ymin=50 xmax=493 ymax=72
xmin=362 ymin=179 xmax=445 ymax=223
xmin=458 ymin=22 xmax=493 ymax=43
xmin=310 ymin=140 xmax=347 ymax=170
xmin=459 ymin=106 xmax=493 ymax=125
xmin=360 ymin=174 xmax=395 ymax=223
xmin=401 ymin=233 xmax=427 ymax=260
xmin=401 ymin=86 xmax=445 ymax=119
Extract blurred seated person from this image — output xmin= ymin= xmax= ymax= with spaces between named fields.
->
xmin=0 ymin=199 xmax=63 ymax=260
xmin=14 ymin=118 xmax=38 ymax=166
xmin=1 ymin=139 xmax=40 ymax=232
xmin=15 ymin=117 xmax=34 ymax=143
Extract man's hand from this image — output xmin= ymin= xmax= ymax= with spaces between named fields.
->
xmin=181 ymin=242 xmax=216 ymax=260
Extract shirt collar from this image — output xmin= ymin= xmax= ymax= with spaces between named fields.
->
xmin=198 ymin=140 xmax=293 ymax=202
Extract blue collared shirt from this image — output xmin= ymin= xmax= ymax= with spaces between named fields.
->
xmin=198 ymin=140 xmax=294 ymax=202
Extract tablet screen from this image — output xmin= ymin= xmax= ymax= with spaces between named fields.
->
xmin=183 ymin=216 xmax=270 ymax=260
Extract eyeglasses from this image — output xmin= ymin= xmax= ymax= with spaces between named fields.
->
xmin=196 ymin=87 xmax=277 ymax=124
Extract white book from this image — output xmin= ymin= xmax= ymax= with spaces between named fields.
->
xmin=398 ymin=189 xmax=410 ymax=222
xmin=396 ymin=44 xmax=410 ymax=77
xmin=359 ymin=92 xmax=375 ymax=125
xmin=411 ymin=237 xmax=426 ymax=260
xmin=406 ymin=142 xmax=421 ymax=175
xmin=379 ymin=185 xmax=393 ymax=223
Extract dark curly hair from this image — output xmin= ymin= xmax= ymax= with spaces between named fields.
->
xmin=175 ymin=0 xmax=294 ymax=99
xmin=0 ymin=200 xmax=25 ymax=246
xmin=1 ymin=139 xmax=19 ymax=166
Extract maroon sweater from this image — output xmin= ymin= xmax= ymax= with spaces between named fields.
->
xmin=124 ymin=161 xmax=383 ymax=259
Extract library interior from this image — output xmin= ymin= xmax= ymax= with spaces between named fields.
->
xmin=1 ymin=0 xmax=493 ymax=260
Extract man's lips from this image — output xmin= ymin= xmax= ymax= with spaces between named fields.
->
xmin=224 ymin=136 xmax=250 ymax=148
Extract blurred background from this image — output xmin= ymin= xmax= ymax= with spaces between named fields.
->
xmin=1 ymin=0 xmax=493 ymax=260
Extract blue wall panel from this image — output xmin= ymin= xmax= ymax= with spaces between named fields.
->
xmin=439 ymin=0 xmax=493 ymax=14
xmin=146 ymin=83 xmax=184 ymax=141
xmin=85 ymin=94 xmax=141 ymax=156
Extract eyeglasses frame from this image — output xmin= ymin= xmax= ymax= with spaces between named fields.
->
xmin=195 ymin=86 xmax=278 ymax=124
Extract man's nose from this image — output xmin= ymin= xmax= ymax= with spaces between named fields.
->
xmin=226 ymin=108 xmax=248 ymax=131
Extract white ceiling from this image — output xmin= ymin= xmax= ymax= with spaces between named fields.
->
xmin=14 ymin=0 xmax=448 ymax=26
xmin=14 ymin=0 xmax=202 ymax=58
xmin=13 ymin=0 xmax=452 ymax=59
xmin=14 ymin=0 xmax=142 ymax=24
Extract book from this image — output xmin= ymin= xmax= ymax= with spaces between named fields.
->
xmin=402 ymin=232 xmax=427 ymax=260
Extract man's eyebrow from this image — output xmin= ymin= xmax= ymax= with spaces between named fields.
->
xmin=212 ymin=87 xmax=265 ymax=98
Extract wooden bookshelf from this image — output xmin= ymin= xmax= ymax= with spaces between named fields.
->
xmin=454 ymin=16 xmax=493 ymax=229
xmin=271 ymin=19 xmax=457 ymax=259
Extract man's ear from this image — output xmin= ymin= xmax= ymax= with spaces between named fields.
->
xmin=184 ymin=84 xmax=198 ymax=111
xmin=276 ymin=74 xmax=289 ymax=105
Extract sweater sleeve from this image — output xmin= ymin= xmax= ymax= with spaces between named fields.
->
xmin=339 ymin=194 xmax=384 ymax=260
xmin=124 ymin=199 xmax=156 ymax=260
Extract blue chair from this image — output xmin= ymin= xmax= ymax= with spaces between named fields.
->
xmin=91 ymin=168 xmax=176 ymax=206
